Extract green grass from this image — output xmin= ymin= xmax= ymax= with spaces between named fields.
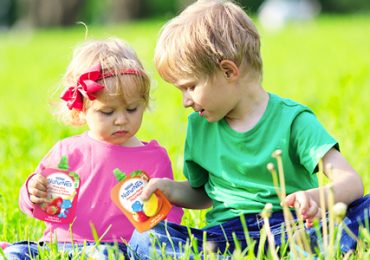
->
xmin=0 ymin=15 xmax=369 ymax=258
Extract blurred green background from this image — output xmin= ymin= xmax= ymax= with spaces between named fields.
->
xmin=1 ymin=0 xmax=370 ymax=28
xmin=0 ymin=0 xmax=369 ymax=243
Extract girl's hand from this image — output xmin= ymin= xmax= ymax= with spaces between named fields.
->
xmin=27 ymin=173 xmax=48 ymax=205
xmin=282 ymin=191 xmax=320 ymax=228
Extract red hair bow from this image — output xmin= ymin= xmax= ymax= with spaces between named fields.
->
xmin=60 ymin=64 xmax=140 ymax=111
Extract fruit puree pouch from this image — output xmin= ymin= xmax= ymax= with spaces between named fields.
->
xmin=33 ymin=156 xmax=80 ymax=224
xmin=110 ymin=168 xmax=172 ymax=233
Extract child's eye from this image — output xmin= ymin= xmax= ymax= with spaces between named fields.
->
xmin=100 ymin=110 xmax=113 ymax=115
xmin=126 ymin=107 xmax=137 ymax=113
xmin=187 ymin=85 xmax=196 ymax=92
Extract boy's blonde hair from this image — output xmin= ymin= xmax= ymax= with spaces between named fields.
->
xmin=155 ymin=0 xmax=262 ymax=83
xmin=54 ymin=37 xmax=150 ymax=126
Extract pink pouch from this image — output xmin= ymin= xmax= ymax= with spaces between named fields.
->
xmin=33 ymin=156 xmax=80 ymax=224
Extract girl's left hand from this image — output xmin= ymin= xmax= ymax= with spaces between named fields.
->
xmin=282 ymin=191 xmax=321 ymax=228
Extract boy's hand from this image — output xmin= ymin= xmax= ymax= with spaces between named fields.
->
xmin=141 ymin=179 xmax=212 ymax=209
xmin=141 ymin=178 xmax=171 ymax=201
xmin=27 ymin=173 xmax=48 ymax=205
xmin=282 ymin=191 xmax=320 ymax=228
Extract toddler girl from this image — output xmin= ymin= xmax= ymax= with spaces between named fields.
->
xmin=4 ymin=37 xmax=183 ymax=259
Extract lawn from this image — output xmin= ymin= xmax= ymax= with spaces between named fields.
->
xmin=0 ymin=15 xmax=369 ymax=257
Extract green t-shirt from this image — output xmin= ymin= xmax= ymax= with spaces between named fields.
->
xmin=184 ymin=93 xmax=338 ymax=227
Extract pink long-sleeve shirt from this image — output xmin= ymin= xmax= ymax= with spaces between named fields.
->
xmin=19 ymin=132 xmax=183 ymax=243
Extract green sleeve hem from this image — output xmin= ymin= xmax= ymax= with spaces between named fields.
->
xmin=309 ymin=142 xmax=339 ymax=174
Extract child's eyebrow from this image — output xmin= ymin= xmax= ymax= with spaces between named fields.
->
xmin=126 ymin=97 xmax=145 ymax=105
xmin=176 ymin=80 xmax=195 ymax=88
xmin=96 ymin=105 xmax=113 ymax=110
xmin=125 ymin=102 xmax=140 ymax=107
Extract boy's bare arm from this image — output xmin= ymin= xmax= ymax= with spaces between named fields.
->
xmin=284 ymin=148 xmax=364 ymax=223
xmin=141 ymin=178 xmax=212 ymax=209
xmin=306 ymin=148 xmax=364 ymax=206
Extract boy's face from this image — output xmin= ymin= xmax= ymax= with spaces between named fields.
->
xmin=175 ymin=70 xmax=240 ymax=122
xmin=84 ymin=91 xmax=146 ymax=146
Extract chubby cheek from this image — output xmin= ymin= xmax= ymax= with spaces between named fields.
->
xmin=90 ymin=125 xmax=109 ymax=140
xmin=86 ymin=115 xmax=111 ymax=136
xmin=132 ymin=115 xmax=144 ymax=132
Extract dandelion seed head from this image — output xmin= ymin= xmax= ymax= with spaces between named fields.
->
xmin=205 ymin=241 xmax=216 ymax=252
xmin=272 ymin=149 xmax=282 ymax=157
xmin=267 ymin=163 xmax=275 ymax=171
xmin=333 ymin=202 xmax=347 ymax=223
xmin=261 ymin=203 xmax=273 ymax=218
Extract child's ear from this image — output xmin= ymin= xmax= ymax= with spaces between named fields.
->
xmin=219 ymin=60 xmax=240 ymax=80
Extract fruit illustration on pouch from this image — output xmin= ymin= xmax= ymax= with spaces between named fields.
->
xmin=143 ymin=194 xmax=159 ymax=217
xmin=42 ymin=196 xmax=63 ymax=215
xmin=46 ymin=205 xmax=60 ymax=215
xmin=133 ymin=211 xmax=149 ymax=222
xmin=50 ymin=197 xmax=63 ymax=208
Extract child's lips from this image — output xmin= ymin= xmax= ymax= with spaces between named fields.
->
xmin=199 ymin=109 xmax=205 ymax=117
xmin=113 ymin=130 xmax=128 ymax=136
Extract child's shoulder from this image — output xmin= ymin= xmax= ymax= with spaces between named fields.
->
xmin=270 ymin=93 xmax=308 ymax=108
xmin=58 ymin=133 xmax=87 ymax=145
xmin=145 ymin=140 xmax=170 ymax=155
xmin=51 ymin=132 xmax=92 ymax=153
xmin=269 ymin=93 xmax=312 ymax=115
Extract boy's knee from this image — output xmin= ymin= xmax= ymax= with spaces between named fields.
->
xmin=347 ymin=194 xmax=370 ymax=221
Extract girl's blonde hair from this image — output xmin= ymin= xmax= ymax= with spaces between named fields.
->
xmin=155 ymin=0 xmax=262 ymax=83
xmin=54 ymin=37 xmax=150 ymax=126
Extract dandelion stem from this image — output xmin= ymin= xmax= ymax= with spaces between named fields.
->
xmin=327 ymin=164 xmax=335 ymax=259
xmin=271 ymin=150 xmax=298 ymax=259
xmin=318 ymin=159 xmax=328 ymax=253
xmin=262 ymin=203 xmax=279 ymax=260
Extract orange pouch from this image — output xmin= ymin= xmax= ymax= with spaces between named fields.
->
xmin=110 ymin=169 xmax=172 ymax=233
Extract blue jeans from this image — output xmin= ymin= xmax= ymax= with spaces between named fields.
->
xmin=3 ymin=241 xmax=127 ymax=260
xmin=128 ymin=194 xmax=370 ymax=259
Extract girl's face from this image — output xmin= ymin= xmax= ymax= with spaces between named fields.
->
xmin=84 ymin=90 xmax=146 ymax=146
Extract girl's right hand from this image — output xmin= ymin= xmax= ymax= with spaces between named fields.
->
xmin=27 ymin=173 xmax=48 ymax=205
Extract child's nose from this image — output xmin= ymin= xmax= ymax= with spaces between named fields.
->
xmin=114 ymin=112 xmax=128 ymax=125
xmin=182 ymin=91 xmax=193 ymax=108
